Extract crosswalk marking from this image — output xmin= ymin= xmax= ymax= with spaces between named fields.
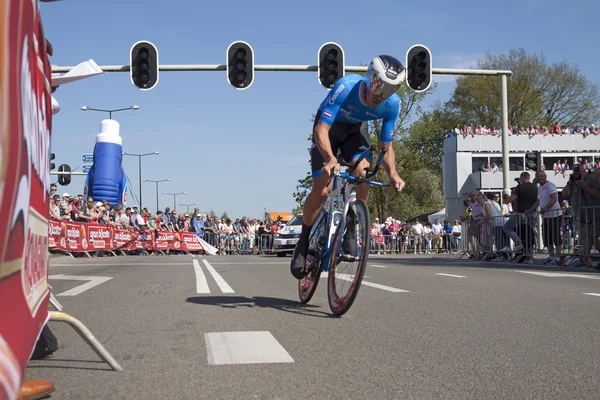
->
xmin=436 ymin=273 xmax=466 ymax=278
xmin=370 ymin=264 xmax=387 ymax=268
xmin=202 ymin=260 xmax=234 ymax=293
xmin=193 ymin=259 xmax=210 ymax=293
xmin=205 ymin=331 xmax=294 ymax=365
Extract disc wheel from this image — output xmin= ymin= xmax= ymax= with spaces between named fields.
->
xmin=327 ymin=200 xmax=370 ymax=316
xmin=298 ymin=217 xmax=326 ymax=304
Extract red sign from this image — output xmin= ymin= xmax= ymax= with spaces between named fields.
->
xmin=47 ymin=219 xmax=205 ymax=253
xmin=0 ymin=1 xmax=53 ymax=398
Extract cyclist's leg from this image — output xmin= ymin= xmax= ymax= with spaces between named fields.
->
xmin=291 ymin=112 xmax=342 ymax=279
xmin=342 ymin=121 xmax=373 ymax=201
xmin=339 ymin=122 xmax=373 ymax=257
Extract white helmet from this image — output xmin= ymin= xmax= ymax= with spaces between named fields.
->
xmin=365 ymin=55 xmax=405 ymax=99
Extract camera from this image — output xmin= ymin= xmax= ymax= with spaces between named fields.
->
xmin=570 ymin=165 xmax=582 ymax=182
xmin=514 ymin=177 xmax=521 ymax=184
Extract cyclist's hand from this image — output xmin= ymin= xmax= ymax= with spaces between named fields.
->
xmin=389 ymin=172 xmax=405 ymax=192
xmin=322 ymin=160 xmax=341 ymax=178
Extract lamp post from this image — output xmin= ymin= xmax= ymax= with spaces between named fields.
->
xmin=123 ymin=151 xmax=159 ymax=210
xmin=143 ymin=178 xmax=171 ymax=212
xmin=164 ymin=192 xmax=186 ymax=210
xmin=179 ymin=203 xmax=197 ymax=214
xmin=81 ymin=105 xmax=139 ymax=119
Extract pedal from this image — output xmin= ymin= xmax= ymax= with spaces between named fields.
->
xmin=339 ymin=254 xmax=358 ymax=263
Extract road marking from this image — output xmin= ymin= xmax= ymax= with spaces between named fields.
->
xmin=50 ymin=262 xmax=193 ymax=266
xmin=516 ymin=271 xmax=600 ymax=279
xmin=370 ymin=264 xmax=387 ymax=268
xmin=207 ymin=262 xmax=288 ymax=265
xmin=320 ymin=272 xmax=409 ymax=293
xmin=436 ymin=273 xmax=466 ymax=278
xmin=202 ymin=260 xmax=234 ymax=293
xmin=193 ymin=259 xmax=210 ymax=294
xmin=583 ymin=293 xmax=600 ymax=297
xmin=205 ymin=331 xmax=294 ymax=365
xmin=48 ymin=274 xmax=113 ymax=296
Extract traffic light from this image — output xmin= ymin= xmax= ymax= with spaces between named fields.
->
xmin=50 ymin=153 xmax=55 ymax=170
xmin=57 ymin=164 xmax=71 ymax=186
xmin=226 ymin=41 xmax=254 ymax=90
xmin=405 ymin=44 xmax=432 ymax=92
xmin=130 ymin=41 xmax=159 ymax=91
xmin=318 ymin=42 xmax=344 ymax=89
xmin=525 ymin=152 xmax=541 ymax=171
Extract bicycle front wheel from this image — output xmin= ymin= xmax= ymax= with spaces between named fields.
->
xmin=327 ymin=199 xmax=370 ymax=316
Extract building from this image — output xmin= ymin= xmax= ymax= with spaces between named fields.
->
xmin=442 ymin=134 xmax=600 ymax=221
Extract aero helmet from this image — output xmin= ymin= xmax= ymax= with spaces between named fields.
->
xmin=365 ymin=55 xmax=406 ymax=99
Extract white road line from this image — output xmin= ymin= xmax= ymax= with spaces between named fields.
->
xmin=50 ymin=262 xmax=193 ymax=266
xmin=516 ymin=271 xmax=600 ymax=279
xmin=48 ymin=274 xmax=113 ymax=296
xmin=193 ymin=259 xmax=210 ymax=294
xmin=205 ymin=331 xmax=294 ymax=365
xmin=370 ymin=264 xmax=387 ymax=268
xmin=436 ymin=273 xmax=466 ymax=278
xmin=320 ymin=272 xmax=409 ymax=293
xmin=583 ymin=293 xmax=600 ymax=297
xmin=202 ymin=260 xmax=234 ymax=293
xmin=207 ymin=262 xmax=288 ymax=265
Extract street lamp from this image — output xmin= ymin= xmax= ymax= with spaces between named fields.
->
xmin=164 ymin=192 xmax=186 ymax=210
xmin=143 ymin=178 xmax=171 ymax=212
xmin=179 ymin=203 xmax=197 ymax=214
xmin=123 ymin=151 xmax=159 ymax=209
xmin=81 ymin=105 xmax=139 ymax=119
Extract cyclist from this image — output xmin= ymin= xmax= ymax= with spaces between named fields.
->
xmin=290 ymin=55 xmax=407 ymax=279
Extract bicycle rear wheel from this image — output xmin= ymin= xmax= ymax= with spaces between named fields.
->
xmin=327 ymin=199 xmax=370 ymax=316
xmin=298 ymin=215 xmax=325 ymax=304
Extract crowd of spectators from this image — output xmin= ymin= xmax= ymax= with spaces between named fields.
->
xmin=48 ymin=185 xmax=286 ymax=255
xmin=444 ymin=123 xmax=600 ymax=138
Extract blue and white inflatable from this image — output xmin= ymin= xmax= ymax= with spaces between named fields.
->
xmin=83 ymin=119 xmax=127 ymax=206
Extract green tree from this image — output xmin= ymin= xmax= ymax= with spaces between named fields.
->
xmin=446 ymin=48 xmax=600 ymax=129
xmin=220 ymin=211 xmax=229 ymax=220
xmin=209 ymin=209 xmax=216 ymax=218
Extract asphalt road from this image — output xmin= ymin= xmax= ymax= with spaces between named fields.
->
xmin=26 ymin=253 xmax=600 ymax=399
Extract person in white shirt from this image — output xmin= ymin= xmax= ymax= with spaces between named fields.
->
xmin=451 ymin=220 xmax=462 ymax=253
xmin=411 ymin=219 xmax=424 ymax=254
xmin=534 ymin=170 xmax=562 ymax=262
xmin=431 ymin=218 xmax=444 ymax=252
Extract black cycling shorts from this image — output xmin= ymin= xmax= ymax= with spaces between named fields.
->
xmin=310 ymin=109 xmax=372 ymax=178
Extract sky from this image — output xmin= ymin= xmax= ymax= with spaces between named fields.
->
xmin=39 ymin=0 xmax=600 ymax=219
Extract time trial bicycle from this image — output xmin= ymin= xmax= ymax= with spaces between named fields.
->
xmin=298 ymin=145 xmax=396 ymax=316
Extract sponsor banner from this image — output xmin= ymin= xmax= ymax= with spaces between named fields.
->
xmin=0 ymin=0 xmax=53 ymax=396
xmin=47 ymin=218 xmax=204 ymax=253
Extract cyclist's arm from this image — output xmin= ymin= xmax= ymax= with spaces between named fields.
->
xmin=315 ymin=78 xmax=349 ymax=163
xmin=379 ymin=97 xmax=400 ymax=177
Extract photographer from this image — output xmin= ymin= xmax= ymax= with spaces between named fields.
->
xmin=562 ymin=165 xmax=600 ymax=267
xmin=503 ymin=171 xmax=538 ymax=252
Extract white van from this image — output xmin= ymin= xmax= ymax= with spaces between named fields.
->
xmin=273 ymin=212 xmax=342 ymax=257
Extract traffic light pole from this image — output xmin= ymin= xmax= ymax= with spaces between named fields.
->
xmin=52 ymin=63 xmax=513 ymax=194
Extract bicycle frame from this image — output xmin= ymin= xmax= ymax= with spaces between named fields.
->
xmin=310 ymin=146 xmax=389 ymax=271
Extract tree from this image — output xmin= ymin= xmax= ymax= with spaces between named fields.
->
xmin=220 ymin=211 xmax=229 ymax=220
xmin=446 ymin=48 xmax=600 ymax=129
xmin=209 ymin=209 xmax=216 ymax=218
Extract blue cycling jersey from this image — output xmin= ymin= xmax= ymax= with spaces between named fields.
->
xmin=317 ymin=74 xmax=400 ymax=143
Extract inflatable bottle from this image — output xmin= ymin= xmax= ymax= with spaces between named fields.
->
xmin=83 ymin=119 xmax=127 ymax=206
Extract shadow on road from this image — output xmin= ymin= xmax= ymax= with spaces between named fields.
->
xmin=186 ymin=296 xmax=335 ymax=318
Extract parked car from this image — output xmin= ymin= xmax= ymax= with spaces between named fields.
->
xmin=273 ymin=211 xmax=342 ymax=257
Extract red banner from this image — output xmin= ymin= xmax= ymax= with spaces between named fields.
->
xmin=47 ymin=219 xmax=205 ymax=253
xmin=0 ymin=1 xmax=53 ymax=398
